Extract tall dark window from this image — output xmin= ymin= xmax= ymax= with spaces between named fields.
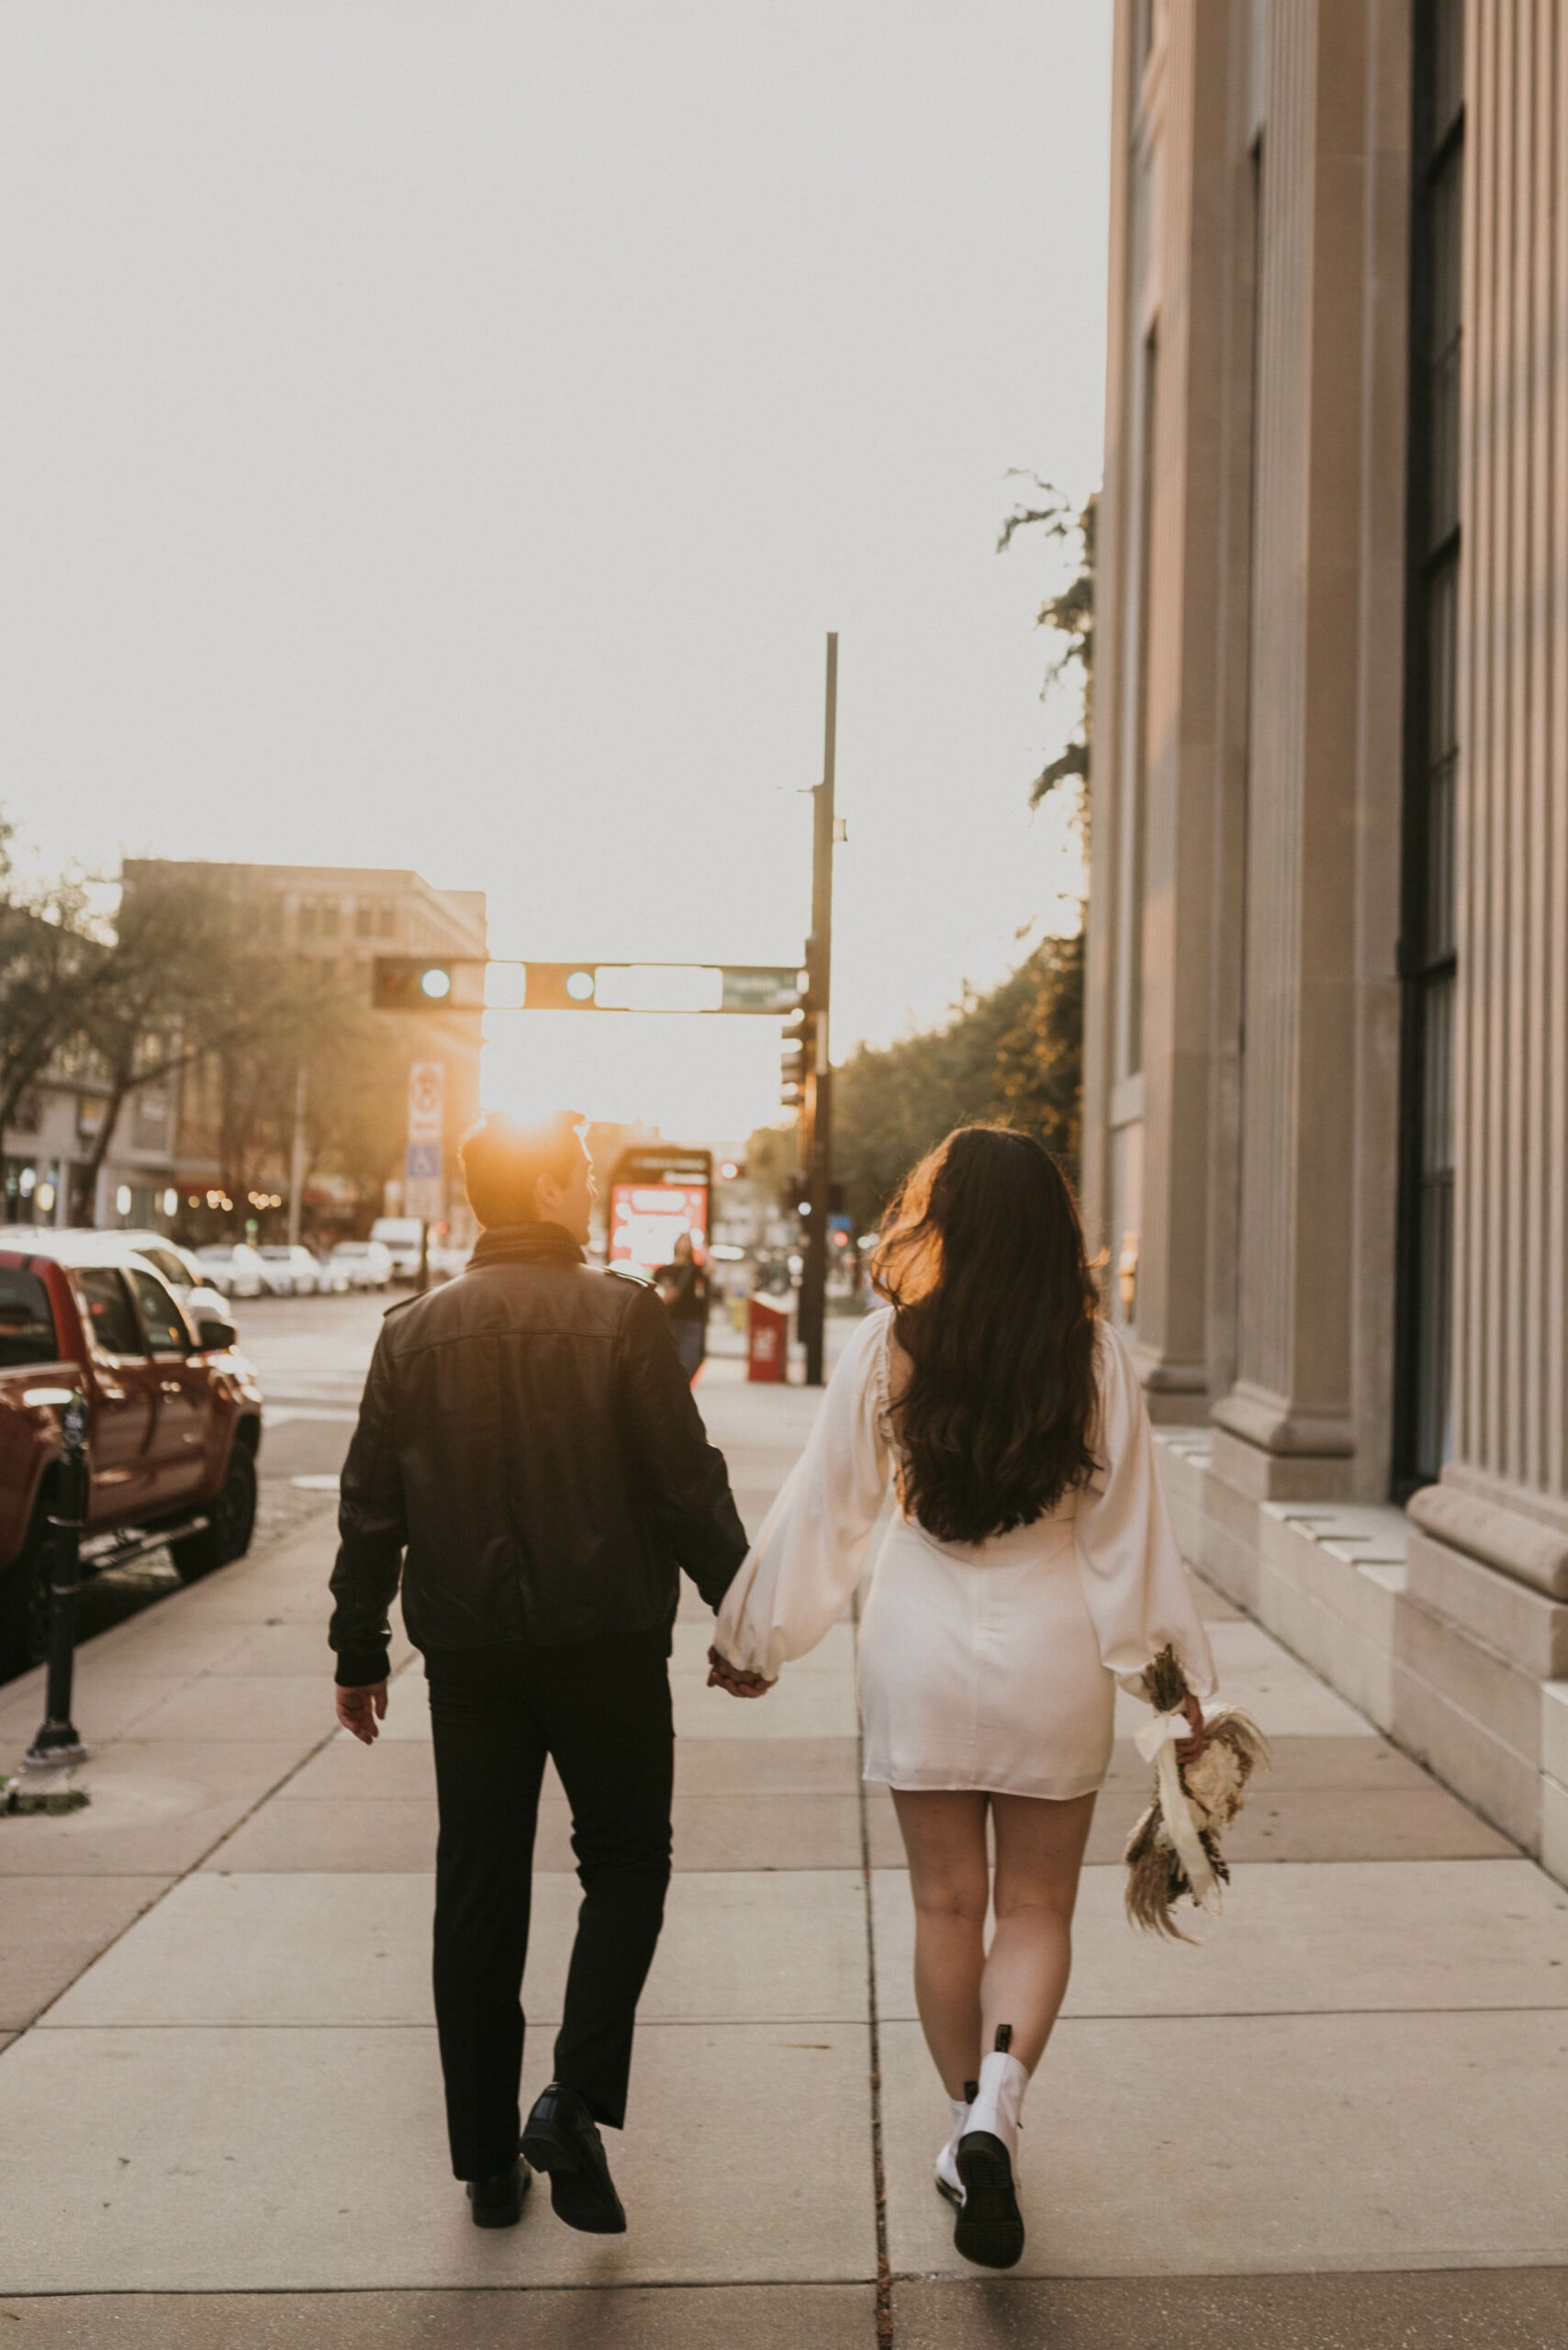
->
xmin=1125 ymin=323 xmax=1158 ymax=1080
xmin=1132 ymin=0 xmax=1155 ymax=82
xmin=1395 ymin=0 xmax=1463 ymax=1492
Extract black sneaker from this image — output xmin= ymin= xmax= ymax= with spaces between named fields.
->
xmin=465 ymin=2155 xmax=528 ymax=2229
xmin=521 ymin=2082 xmax=628 ymax=2234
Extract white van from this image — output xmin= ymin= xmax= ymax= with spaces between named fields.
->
xmin=369 ymin=1217 xmax=427 ymax=1282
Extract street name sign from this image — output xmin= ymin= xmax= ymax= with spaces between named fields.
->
xmin=719 ymin=966 xmax=805 ymax=1013
xmin=408 ymin=1062 xmax=444 ymax=1141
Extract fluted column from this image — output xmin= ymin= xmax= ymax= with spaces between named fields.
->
xmin=1122 ymin=0 xmax=1235 ymax=1416
xmin=1211 ymin=0 xmax=1376 ymax=1495
xmin=1085 ymin=1 xmax=1250 ymax=1420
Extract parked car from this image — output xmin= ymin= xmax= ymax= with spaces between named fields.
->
xmin=0 ymin=1232 xmax=263 ymax=1678
xmin=0 ymin=1230 xmax=234 ymax=1349
xmin=106 ymin=1230 xmax=238 ymax=1346
xmin=258 ymin=1245 xmax=324 ymax=1297
xmin=195 ymin=1242 xmax=267 ymax=1300
xmin=369 ymin=1216 xmax=427 ymax=1282
xmin=329 ymin=1239 xmax=393 ymax=1292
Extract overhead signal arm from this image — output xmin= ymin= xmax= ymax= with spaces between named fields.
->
xmin=371 ymin=957 xmax=804 ymax=1015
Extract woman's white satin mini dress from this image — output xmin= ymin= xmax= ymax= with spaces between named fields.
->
xmin=714 ymin=1310 xmax=1216 ymax=1798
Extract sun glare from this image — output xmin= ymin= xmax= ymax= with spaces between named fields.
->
xmin=481 ymin=1009 xmax=785 ymax=1144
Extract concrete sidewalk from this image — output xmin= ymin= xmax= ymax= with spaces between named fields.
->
xmin=2 ymin=1359 xmax=1566 ymax=2346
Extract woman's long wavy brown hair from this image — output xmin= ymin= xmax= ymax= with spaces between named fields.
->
xmin=871 ymin=1125 xmax=1100 ymax=1544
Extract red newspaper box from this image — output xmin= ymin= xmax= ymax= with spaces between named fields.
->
xmin=746 ymin=1293 xmax=790 ymax=1383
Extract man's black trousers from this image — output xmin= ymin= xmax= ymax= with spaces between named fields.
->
xmin=425 ymin=1629 xmax=674 ymax=2182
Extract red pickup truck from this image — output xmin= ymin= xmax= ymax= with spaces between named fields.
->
xmin=0 ymin=1231 xmax=263 ymax=1679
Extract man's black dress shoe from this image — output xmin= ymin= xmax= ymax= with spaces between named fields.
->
xmin=521 ymin=2082 xmax=627 ymax=2233
xmin=465 ymin=2155 xmax=528 ymax=2229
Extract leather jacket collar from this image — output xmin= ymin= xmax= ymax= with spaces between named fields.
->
xmin=468 ymin=1222 xmax=585 ymax=1270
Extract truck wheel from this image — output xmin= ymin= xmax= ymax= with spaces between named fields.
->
xmin=0 ymin=1513 xmax=51 ymax=1683
xmin=171 ymin=1447 xmax=258 ymax=1583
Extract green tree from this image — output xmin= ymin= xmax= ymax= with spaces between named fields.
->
xmin=997 ymin=476 xmax=1095 ymax=817
xmin=739 ymin=1121 xmax=800 ymax=1211
xmin=68 ymin=874 xmax=291 ymax=1223
xmin=0 ymin=817 xmax=105 ymax=1135
xmin=815 ymin=930 xmax=1083 ymax=1231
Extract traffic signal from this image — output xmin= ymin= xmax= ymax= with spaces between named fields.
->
xmin=372 ymin=957 xmax=457 ymax=1009
xmin=789 ymin=1175 xmax=845 ymax=1217
xmin=780 ymin=1006 xmax=812 ymax=1110
xmin=521 ymin=962 xmax=600 ymax=1010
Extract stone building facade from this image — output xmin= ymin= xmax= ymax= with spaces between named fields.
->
xmin=1 ymin=1058 xmax=180 ymax=1234
xmin=1086 ymin=0 xmax=1567 ymax=1875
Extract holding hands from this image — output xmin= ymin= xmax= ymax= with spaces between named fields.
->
xmin=707 ymin=1644 xmax=774 ymax=1700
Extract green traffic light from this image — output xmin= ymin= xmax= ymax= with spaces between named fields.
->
xmin=420 ymin=967 xmax=453 ymax=1000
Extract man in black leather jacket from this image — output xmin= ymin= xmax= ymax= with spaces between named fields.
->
xmin=329 ymin=1110 xmax=756 ymax=2234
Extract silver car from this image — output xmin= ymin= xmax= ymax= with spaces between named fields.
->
xmin=258 ymin=1245 xmax=323 ymax=1297
xmin=196 ymin=1242 xmax=268 ymax=1300
xmin=329 ymin=1239 xmax=394 ymax=1291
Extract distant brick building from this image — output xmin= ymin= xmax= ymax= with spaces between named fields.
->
xmin=0 ymin=1052 xmax=180 ymax=1233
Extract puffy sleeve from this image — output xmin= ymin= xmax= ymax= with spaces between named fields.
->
xmin=713 ymin=1307 xmax=894 ymax=1681
xmin=1073 ymin=1321 xmax=1217 ymax=1701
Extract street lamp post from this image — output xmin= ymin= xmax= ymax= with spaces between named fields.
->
xmin=286 ymin=1062 xmax=308 ymax=1250
xmin=798 ymin=632 xmax=838 ymax=1388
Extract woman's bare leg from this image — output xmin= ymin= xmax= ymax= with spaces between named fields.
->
xmin=981 ymin=1790 xmax=1097 ymax=2074
xmin=890 ymin=1789 xmax=990 ymax=2098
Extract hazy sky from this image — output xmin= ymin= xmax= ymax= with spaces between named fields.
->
xmin=0 ymin=1 xmax=1110 ymax=1140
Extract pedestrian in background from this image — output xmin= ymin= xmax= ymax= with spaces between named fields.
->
xmin=709 ymin=1125 xmax=1215 ymax=2270
xmin=655 ymin=1228 xmax=709 ymax=1382
xmin=329 ymin=1111 xmax=753 ymax=2235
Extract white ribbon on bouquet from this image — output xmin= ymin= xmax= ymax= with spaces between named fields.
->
xmin=1134 ymin=1707 xmax=1222 ymax=1915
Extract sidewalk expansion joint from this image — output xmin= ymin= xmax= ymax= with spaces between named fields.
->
xmin=0 ymin=2278 xmax=879 ymax=2300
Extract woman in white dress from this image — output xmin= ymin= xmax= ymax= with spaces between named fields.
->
xmin=709 ymin=1126 xmax=1216 ymax=2269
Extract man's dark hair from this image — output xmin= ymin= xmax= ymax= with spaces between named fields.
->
xmin=459 ymin=1111 xmax=586 ymax=1228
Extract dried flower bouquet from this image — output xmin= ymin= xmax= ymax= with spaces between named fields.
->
xmin=1124 ymin=1643 xmax=1271 ymax=1942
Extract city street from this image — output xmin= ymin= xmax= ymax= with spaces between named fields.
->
xmin=2 ymin=1356 xmax=1565 ymax=2345
xmin=241 ymin=1288 xmax=389 ymax=1491
xmin=6 ymin=3 xmax=1568 ymax=2342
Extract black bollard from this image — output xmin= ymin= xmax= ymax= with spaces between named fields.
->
xmin=25 ymin=1392 xmax=91 ymax=1770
